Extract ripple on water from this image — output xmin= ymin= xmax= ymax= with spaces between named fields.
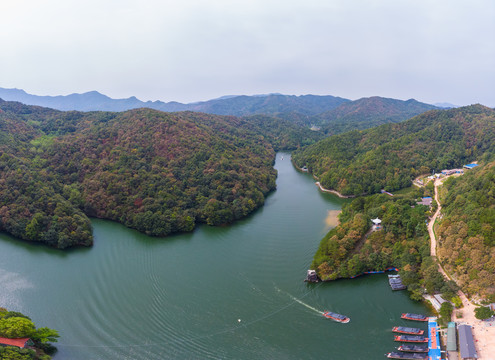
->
xmin=1 ymin=154 xmax=432 ymax=360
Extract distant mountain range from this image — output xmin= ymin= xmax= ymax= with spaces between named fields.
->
xmin=0 ymin=87 xmax=445 ymax=135
xmin=0 ymin=87 xmax=188 ymax=112
xmin=0 ymin=87 xmax=349 ymax=115
xmin=434 ymin=102 xmax=459 ymax=109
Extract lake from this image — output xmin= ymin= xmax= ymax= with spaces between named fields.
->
xmin=0 ymin=152 xmax=430 ymax=359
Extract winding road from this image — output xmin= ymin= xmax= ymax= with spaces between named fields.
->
xmin=428 ymin=178 xmax=441 ymax=257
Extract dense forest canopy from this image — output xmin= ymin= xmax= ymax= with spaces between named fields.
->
xmin=307 ymin=104 xmax=495 ymax=302
xmin=292 ymin=105 xmax=495 ymax=196
xmin=311 ymin=187 xmax=457 ymax=302
xmin=316 ymin=96 xmax=438 ymax=135
xmin=0 ymin=100 xmax=281 ymax=248
xmin=437 ymin=161 xmax=495 ymax=299
xmin=239 ymin=114 xmax=324 ymax=150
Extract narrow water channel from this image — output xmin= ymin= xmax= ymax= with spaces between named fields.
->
xmin=0 ymin=153 xmax=430 ymax=359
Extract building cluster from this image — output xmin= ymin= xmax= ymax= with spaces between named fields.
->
xmin=447 ymin=322 xmax=478 ymax=360
xmin=441 ymin=168 xmax=464 ymax=176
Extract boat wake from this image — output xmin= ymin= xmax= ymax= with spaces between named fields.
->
xmin=275 ymin=287 xmax=324 ymax=315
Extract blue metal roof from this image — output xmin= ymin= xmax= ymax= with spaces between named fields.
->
xmin=464 ymin=163 xmax=479 ymax=169
xmin=458 ymin=325 xmax=478 ymax=359
xmin=428 ymin=318 xmax=441 ymax=360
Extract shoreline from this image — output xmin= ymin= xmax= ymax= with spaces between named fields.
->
xmin=315 ymin=181 xmax=356 ymax=199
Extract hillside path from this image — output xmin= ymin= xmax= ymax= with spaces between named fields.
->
xmin=428 ymin=177 xmax=495 ymax=358
xmin=428 ymin=178 xmax=441 ymax=257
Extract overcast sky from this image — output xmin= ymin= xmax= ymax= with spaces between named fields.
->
xmin=1 ymin=0 xmax=494 ymax=106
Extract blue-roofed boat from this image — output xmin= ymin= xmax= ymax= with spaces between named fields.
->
xmin=401 ymin=313 xmax=428 ymax=322
xmin=397 ymin=344 xmax=428 ymax=353
xmin=323 ymin=311 xmax=350 ymax=323
xmin=394 ymin=335 xmax=428 ymax=343
xmin=386 ymin=351 xmax=427 ymax=359
xmin=392 ymin=326 xmax=424 ymax=335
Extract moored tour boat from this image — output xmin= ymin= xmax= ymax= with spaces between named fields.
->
xmin=392 ymin=326 xmax=424 ymax=335
xmin=386 ymin=351 xmax=427 ymax=359
xmin=323 ymin=311 xmax=350 ymax=323
xmin=401 ymin=313 xmax=428 ymax=321
xmin=397 ymin=344 xmax=428 ymax=353
xmin=394 ymin=335 xmax=428 ymax=343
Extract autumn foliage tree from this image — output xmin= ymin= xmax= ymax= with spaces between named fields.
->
xmin=0 ymin=100 xmax=278 ymax=248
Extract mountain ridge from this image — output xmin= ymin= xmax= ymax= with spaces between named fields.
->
xmin=317 ymin=96 xmax=438 ymax=135
xmin=0 ymin=87 xmax=350 ymax=114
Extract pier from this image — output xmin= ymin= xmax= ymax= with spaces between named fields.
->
xmin=427 ymin=317 xmax=441 ymax=360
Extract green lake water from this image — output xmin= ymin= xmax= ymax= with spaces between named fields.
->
xmin=0 ymin=153 xmax=430 ymax=359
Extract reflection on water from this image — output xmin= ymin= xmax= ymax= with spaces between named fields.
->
xmin=0 ymin=153 xmax=430 ymax=360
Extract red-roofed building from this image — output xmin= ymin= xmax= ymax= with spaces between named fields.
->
xmin=0 ymin=337 xmax=34 ymax=348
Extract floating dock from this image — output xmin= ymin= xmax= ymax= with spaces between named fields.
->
xmin=427 ymin=317 xmax=441 ymax=360
xmin=389 ymin=274 xmax=406 ymax=290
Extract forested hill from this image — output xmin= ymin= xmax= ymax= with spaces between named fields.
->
xmin=0 ymin=100 xmax=277 ymax=248
xmin=292 ymin=105 xmax=495 ymax=196
xmin=317 ymin=96 xmax=438 ymax=135
xmin=437 ymin=161 xmax=495 ymax=299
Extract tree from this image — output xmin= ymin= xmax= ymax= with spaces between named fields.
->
xmin=0 ymin=317 xmax=35 ymax=338
xmin=439 ymin=302 xmax=453 ymax=323
xmin=0 ymin=346 xmax=35 ymax=360
xmin=474 ymin=306 xmax=494 ymax=320
xmin=451 ymin=296 xmax=462 ymax=308
xmin=31 ymin=327 xmax=59 ymax=343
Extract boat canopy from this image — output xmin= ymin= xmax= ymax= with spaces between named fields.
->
xmin=403 ymin=313 xmax=427 ymax=320
xmin=326 ymin=312 xmax=346 ymax=320
xmin=399 ymin=335 xmax=426 ymax=341
xmin=396 ymin=327 xmax=422 ymax=333
xmin=398 ymin=344 xmax=428 ymax=352
xmin=387 ymin=352 xmax=427 ymax=359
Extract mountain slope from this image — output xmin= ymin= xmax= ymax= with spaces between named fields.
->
xmin=292 ymin=105 xmax=495 ymax=196
xmin=0 ymin=100 xmax=277 ymax=248
xmin=317 ymin=96 xmax=438 ymax=135
xmin=437 ymin=161 xmax=495 ymax=298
